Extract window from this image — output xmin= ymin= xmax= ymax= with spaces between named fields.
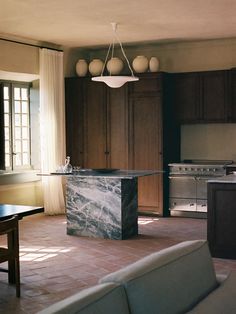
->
xmin=2 ymin=82 xmax=31 ymax=170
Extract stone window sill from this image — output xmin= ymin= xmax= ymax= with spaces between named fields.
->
xmin=0 ymin=170 xmax=41 ymax=185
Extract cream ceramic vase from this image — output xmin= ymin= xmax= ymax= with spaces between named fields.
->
xmin=149 ymin=57 xmax=159 ymax=72
xmin=89 ymin=59 xmax=104 ymax=76
xmin=75 ymin=59 xmax=88 ymax=77
xmin=132 ymin=55 xmax=149 ymax=73
xmin=106 ymin=57 xmax=124 ymax=75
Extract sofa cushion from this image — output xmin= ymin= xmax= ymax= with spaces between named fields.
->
xmin=100 ymin=240 xmax=218 ymax=314
xmin=186 ymin=271 xmax=236 ymax=314
xmin=37 ymin=283 xmax=130 ymax=314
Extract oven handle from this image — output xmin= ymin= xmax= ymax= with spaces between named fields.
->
xmin=169 ymin=175 xmax=196 ymax=180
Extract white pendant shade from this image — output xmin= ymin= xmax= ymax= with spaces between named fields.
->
xmin=92 ymin=22 xmax=139 ymax=88
xmin=92 ymin=75 xmax=139 ymax=88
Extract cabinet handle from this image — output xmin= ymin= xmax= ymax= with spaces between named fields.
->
xmin=105 ymin=151 xmax=110 ymax=155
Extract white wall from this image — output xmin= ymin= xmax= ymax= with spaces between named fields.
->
xmin=0 ymin=40 xmax=39 ymax=74
xmin=64 ymin=37 xmax=236 ymax=77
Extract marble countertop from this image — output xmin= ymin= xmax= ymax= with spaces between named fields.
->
xmin=41 ymin=169 xmax=164 ymax=179
xmin=208 ymin=174 xmax=236 ymax=183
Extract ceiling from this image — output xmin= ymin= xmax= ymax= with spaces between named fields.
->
xmin=0 ymin=0 xmax=236 ymax=48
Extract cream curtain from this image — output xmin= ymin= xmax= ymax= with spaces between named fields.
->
xmin=39 ymin=48 xmax=66 ymax=215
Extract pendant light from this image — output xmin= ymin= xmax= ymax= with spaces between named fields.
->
xmin=92 ymin=23 xmax=139 ymax=88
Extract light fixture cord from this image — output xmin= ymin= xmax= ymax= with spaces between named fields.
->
xmin=114 ymin=31 xmax=135 ymax=77
xmin=101 ymin=42 xmax=112 ymax=76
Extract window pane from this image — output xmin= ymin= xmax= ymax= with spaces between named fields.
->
xmin=14 ymin=101 xmax=21 ymax=113
xmin=21 ymin=88 xmax=28 ymax=100
xmin=22 ymin=101 xmax=28 ymax=113
xmin=23 ymin=140 xmax=28 ymax=152
xmin=4 ymin=100 xmax=9 ymax=113
xmin=4 ymin=113 xmax=9 ymax=126
xmin=3 ymin=87 xmax=9 ymax=100
xmin=5 ymin=140 xmax=10 ymax=153
xmin=22 ymin=114 xmax=28 ymax=126
xmin=14 ymin=87 xmax=21 ymax=100
xmin=4 ymin=127 xmax=9 ymax=140
xmin=23 ymin=153 xmax=29 ymax=165
xmin=22 ymin=127 xmax=28 ymax=139
xmin=5 ymin=154 xmax=10 ymax=167
xmin=15 ymin=140 xmax=21 ymax=153
xmin=14 ymin=114 xmax=21 ymax=126
xmin=15 ymin=154 xmax=22 ymax=166
xmin=15 ymin=127 xmax=21 ymax=140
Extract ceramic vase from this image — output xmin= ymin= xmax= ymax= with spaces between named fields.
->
xmin=149 ymin=57 xmax=159 ymax=72
xmin=132 ymin=55 xmax=149 ymax=73
xmin=106 ymin=57 xmax=124 ymax=75
xmin=89 ymin=59 xmax=104 ymax=76
xmin=75 ymin=59 xmax=88 ymax=77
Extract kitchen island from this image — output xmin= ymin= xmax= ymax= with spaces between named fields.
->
xmin=65 ymin=170 xmax=162 ymax=240
xmin=207 ymin=174 xmax=236 ymax=259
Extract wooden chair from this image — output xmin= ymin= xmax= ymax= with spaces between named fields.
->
xmin=0 ymin=215 xmax=20 ymax=297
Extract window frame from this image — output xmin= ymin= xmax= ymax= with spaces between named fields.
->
xmin=0 ymin=80 xmax=32 ymax=171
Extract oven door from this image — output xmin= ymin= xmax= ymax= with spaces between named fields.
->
xmin=169 ymin=198 xmax=197 ymax=212
xmin=169 ymin=175 xmax=196 ymax=199
xmin=169 ymin=175 xmax=197 ymax=212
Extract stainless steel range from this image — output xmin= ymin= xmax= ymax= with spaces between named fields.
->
xmin=168 ymin=160 xmax=233 ymax=217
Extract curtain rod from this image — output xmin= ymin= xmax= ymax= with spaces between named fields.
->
xmin=0 ymin=37 xmax=63 ymax=52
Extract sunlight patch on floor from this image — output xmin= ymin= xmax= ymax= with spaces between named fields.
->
xmin=19 ymin=246 xmax=75 ymax=262
xmin=138 ymin=217 xmax=159 ymax=225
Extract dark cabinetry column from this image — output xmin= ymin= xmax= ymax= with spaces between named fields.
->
xmin=208 ymin=182 xmax=236 ymax=259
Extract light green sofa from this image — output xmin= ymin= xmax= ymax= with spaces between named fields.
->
xmin=37 ymin=240 xmax=236 ymax=314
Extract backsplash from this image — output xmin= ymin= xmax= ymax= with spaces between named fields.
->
xmin=181 ymin=124 xmax=236 ymax=162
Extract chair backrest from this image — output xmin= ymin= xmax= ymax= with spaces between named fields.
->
xmin=0 ymin=215 xmax=19 ymax=236
xmin=0 ymin=215 xmax=20 ymax=297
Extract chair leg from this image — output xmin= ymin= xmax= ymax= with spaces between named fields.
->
xmin=8 ymin=259 xmax=16 ymax=283
xmin=15 ymin=257 xmax=20 ymax=298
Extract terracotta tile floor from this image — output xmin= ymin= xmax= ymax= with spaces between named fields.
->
xmin=0 ymin=213 xmax=236 ymax=313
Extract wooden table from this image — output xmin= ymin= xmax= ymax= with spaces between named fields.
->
xmin=0 ymin=204 xmax=44 ymax=221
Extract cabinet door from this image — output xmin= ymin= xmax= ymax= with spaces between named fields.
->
xmin=230 ymin=69 xmax=236 ymax=122
xmin=83 ymin=80 xmax=107 ymax=168
xmin=129 ymin=93 xmax=163 ymax=214
xmin=65 ymin=78 xmax=84 ymax=167
xmin=173 ymin=73 xmax=200 ymax=123
xmin=201 ymin=71 xmax=228 ymax=122
xmin=107 ymin=86 xmax=129 ymax=169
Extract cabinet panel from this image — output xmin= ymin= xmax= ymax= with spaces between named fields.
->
xmin=129 ymin=93 xmax=162 ymax=213
xmin=230 ymin=69 xmax=236 ymax=122
xmin=84 ymin=81 xmax=107 ymax=168
xmin=107 ymin=87 xmax=128 ymax=169
xmin=208 ymin=182 xmax=236 ymax=258
xmin=65 ymin=78 xmax=84 ymax=167
xmin=173 ymin=73 xmax=200 ymax=123
xmin=202 ymin=71 xmax=228 ymax=122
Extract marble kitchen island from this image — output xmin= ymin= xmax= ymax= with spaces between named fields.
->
xmin=66 ymin=170 xmax=162 ymax=240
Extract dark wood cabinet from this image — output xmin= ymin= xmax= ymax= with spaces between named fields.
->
xmin=173 ymin=70 xmax=230 ymax=123
xmin=83 ymin=80 xmax=107 ymax=168
xmin=65 ymin=78 xmax=84 ymax=167
xmin=201 ymin=71 xmax=228 ymax=122
xmin=65 ymin=78 xmax=128 ymax=169
xmin=173 ymin=72 xmax=200 ymax=123
xmin=128 ymin=73 xmax=180 ymax=215
xmin=128 ymin=76 xmax=163 ymax=214
xmin=65 ymin=73 xmax=180 ymax=216
xmin=229 ymin=68 xmax=236 ymax=122
xmin=208 ymin=181 xmax=236 ymax=259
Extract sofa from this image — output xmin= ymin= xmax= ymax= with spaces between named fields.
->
xmin=37 ymin=240 xmax=236 ymax=314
